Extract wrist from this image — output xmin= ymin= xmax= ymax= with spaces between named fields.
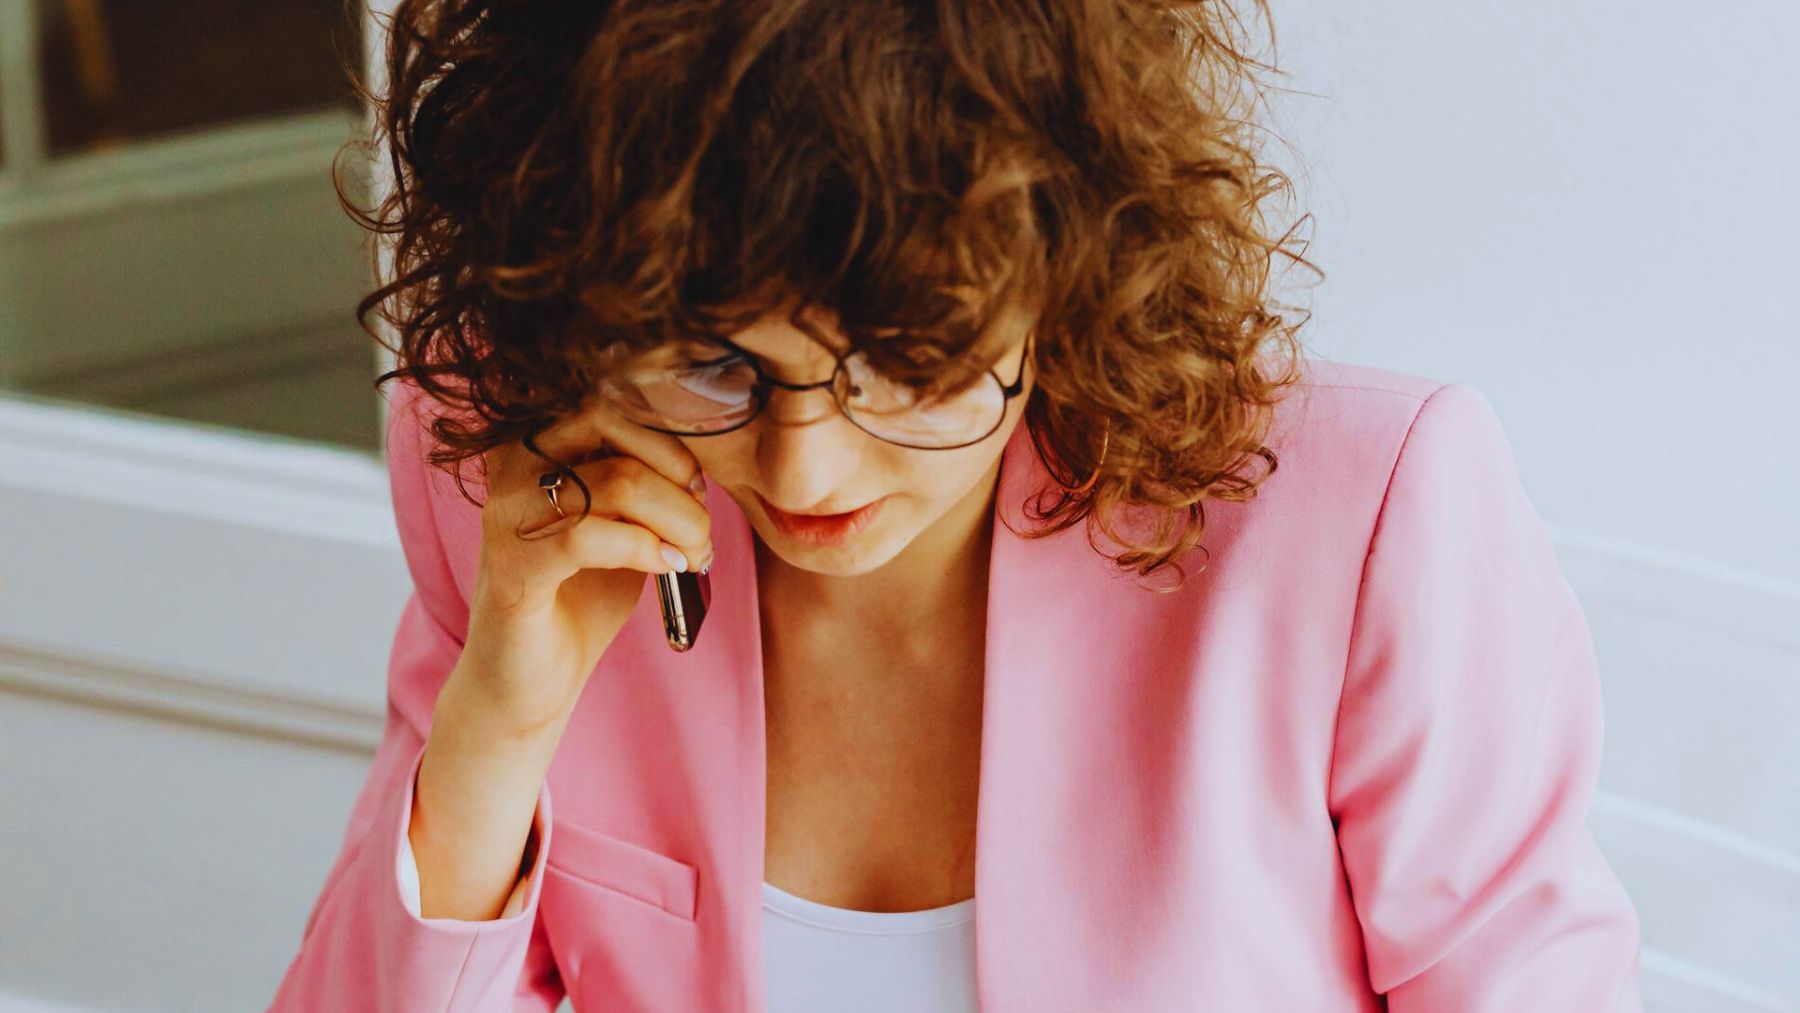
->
xmin=433 ymin=667 xmax=569 ymax=759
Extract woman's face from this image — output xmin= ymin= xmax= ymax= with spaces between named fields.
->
xmin=677 ymin=313 xmax=1036 ymax=577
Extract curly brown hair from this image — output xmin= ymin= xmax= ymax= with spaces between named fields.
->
xmin=339 ymin=0 xmax=1320 ymax=591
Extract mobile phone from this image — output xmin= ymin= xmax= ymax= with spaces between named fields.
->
xmin=656 ymin=567 xmax=711 ymax=651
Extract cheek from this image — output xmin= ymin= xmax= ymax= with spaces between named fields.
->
xmin=678 ymin=435 xmax=744 ymax=483
xmin=895 ymin=444 xmax=999 ymax=507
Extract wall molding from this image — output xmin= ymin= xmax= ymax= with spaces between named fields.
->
xmin=0 ymin=991 xmax=106 ymax=1013
xmin=0 ymin=391 xmax=394 ymax=548
xmin=1550 ymin=524 xmax=1800 ymax=654
xmin=1592 ymin=794 xmax=1800 ymax=910
xmin=0 ymin=639 xmax=381 ymax=755
xmin=1639 ymin=951 xmax=1797 ymax=1013
xmin=0 ymin=395 xmax=408 ymax=716
xmin=0 ymin=109 xmax=364 ymax=228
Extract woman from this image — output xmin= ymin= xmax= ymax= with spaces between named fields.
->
xmin=271 ymin=0 xmax=1644 ymax=1009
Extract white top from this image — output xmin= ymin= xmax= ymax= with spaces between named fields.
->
xmin=761 ymin=879 xmax=978 ymax=1013
xmin=397 ymin=836 xmax=978 ymax=1012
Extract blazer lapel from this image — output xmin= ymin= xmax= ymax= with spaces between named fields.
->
xmin=973 ymin=423 xmax=1158 ymax=1010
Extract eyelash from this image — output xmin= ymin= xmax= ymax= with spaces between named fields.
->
xmin=682 ymin=353 xmax=741 ymax=370
xmin=678 ymin=346 xmax=975 ymax=396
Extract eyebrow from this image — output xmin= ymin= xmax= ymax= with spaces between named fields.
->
xmin=704 ymin=335 xmax=848 ymax=379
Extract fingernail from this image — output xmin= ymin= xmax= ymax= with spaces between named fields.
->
xmin=699 ymin=557 xmax=713 ymax=576
xmin=660 ymin=544 xmax=689 ymax=572
xmin=688 ymin=474 xmax=707 ymax=495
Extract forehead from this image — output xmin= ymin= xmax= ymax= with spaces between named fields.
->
xmin=720 ymin=312 xmax=850 ymax=364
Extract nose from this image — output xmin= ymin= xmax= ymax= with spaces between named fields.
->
xmin=754 ymin=385 xmax=866 ymax=508
xmin=758 ymin=373 xmax=843 ymax=427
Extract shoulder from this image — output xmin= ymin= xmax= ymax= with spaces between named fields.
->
xmin=1266 ymin=355 xmax=1511 ymax=483
xmin=1183 ymin=355 xmax=1527 ymax=589
xmin=1271 ymin=357 xmax=1555 ymax=612
xmin=1276 ymin=356 xmax=1451 ymax=437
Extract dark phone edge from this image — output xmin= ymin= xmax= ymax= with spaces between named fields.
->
xmin=656 ymin=569 xmax=711 ymax=651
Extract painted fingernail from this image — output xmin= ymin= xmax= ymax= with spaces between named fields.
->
xmin=660 ymin=544 xmax=689 ymax=572
xmin=699 ymin=556 xmax=713 ymax=576
xmin=688 ymin=473 xmax=707 ymax=495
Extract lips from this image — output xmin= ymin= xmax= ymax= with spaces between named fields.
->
xmin=768 ymin=501 xmax=870 ymax=518
xmin=758 ymin=492 xmax=885 ymax=546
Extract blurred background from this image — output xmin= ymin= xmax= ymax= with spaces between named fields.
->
xmin=0 ymin=1 xmax=1793 ymax=1011
xmin=2 ymin=0 xmax=376 ymax=445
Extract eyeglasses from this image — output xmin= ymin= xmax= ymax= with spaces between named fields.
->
xmin=595 ymin=331 xmax=1033 ymax=450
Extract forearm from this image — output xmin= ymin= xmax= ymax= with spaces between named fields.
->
xmin=409 ymin=668 xmax=567 ymax=921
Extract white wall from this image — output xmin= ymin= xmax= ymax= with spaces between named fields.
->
xmin=1262 ymin=2 xmax=1800 ymax=1007
xmin=1264 ymin=1 xmax=1800 ymax=582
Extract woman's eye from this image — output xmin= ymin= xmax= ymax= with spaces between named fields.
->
xmin=682 ymin=353 xmax=742 ymax=370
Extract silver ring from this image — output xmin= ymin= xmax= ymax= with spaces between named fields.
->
xmin=538 ymin=470 xmax=567 ymax=519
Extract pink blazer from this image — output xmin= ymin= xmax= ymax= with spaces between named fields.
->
xmin=268 ymin=357 xmax=1645 ymax=1011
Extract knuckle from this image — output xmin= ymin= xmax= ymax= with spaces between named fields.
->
xmin=604 ymin=455 xmax=650 ymax=494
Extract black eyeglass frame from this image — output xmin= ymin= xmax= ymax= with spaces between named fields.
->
xmin=611 ymin=330 xmax=1035 ymax=451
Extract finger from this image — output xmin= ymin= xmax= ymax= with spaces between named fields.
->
xmin=517 ymin=455 xmax=713 ymax=571
xmin=557 ymin=515 xmax=693 ymax=577
xmin=525 ymin=395 xmax=708 ymax=501
xmin=507 ymin=514 xmax=694 ymax=600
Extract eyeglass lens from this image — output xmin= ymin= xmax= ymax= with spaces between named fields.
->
xmin=596 ymin=347 xmax=1008 ymax=448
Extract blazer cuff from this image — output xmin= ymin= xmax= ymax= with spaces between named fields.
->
xmin=388 ymin=738 xmax=552 ymax=930
xmin=356 ymin=739 xmax=554 ymax=1009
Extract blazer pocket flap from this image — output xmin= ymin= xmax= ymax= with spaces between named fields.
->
xmin=547 ymin=818 xmax=699 ymax=921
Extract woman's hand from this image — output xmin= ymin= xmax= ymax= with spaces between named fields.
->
xmin=447 ymin=395 xmax=714 ymax=738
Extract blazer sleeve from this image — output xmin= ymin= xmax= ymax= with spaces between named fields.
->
xmin=1327 ymin=382 xmax=1645 ymax=1011
xmin=399 ymin=814 xmax=538 ymax=921
xmin=266 ymin=379 xmax=566 ymax=1013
